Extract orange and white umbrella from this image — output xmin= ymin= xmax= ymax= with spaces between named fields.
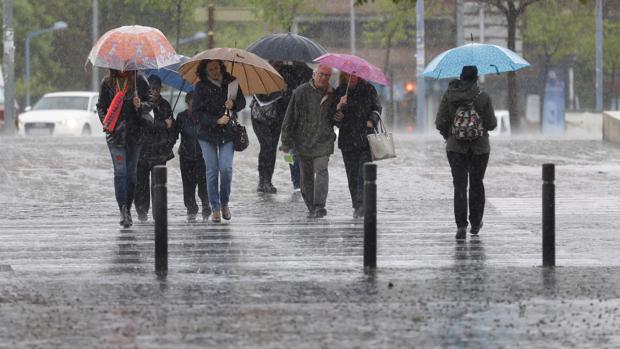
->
xmin=87 ymin=25 xmax=179 ymax=71
xmin=179 ymin=47 xmax=285 ymax=95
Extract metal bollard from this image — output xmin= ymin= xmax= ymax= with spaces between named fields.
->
xmin=153 ymin=165 xmax=168 ymax=273
xmin=364 ymin=163 xmax=377 ymax=269
xmin=542 ymin=163 xmax=555 ymax=267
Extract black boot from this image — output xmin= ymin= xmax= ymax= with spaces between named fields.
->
xmin=257 ymin=177 xmax=266 ymax=193
xmin=122 ymin=205 xmax=133 ymax=228
xmin=264 ymin=181 xmax=277 ymax=194
xmin=119 ymin=206 xmax=127 ymax=226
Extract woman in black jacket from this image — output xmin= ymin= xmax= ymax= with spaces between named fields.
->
xmin=172 ymin=91 xmax=211 ymax=222
xmin=334 ymin=72 xmax=382 ymax=218
xmin=192 ymin=60 xmax=246 ymax=223
xmin=97 ymin=69 xmax=153 ymax=228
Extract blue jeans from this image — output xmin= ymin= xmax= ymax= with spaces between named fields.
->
xmin=107 ymin=140 xmax=142 ymax=210
xmin=198 ymin=140 xmax=234 ymax=212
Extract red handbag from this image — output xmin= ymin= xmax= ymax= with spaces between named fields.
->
xmin=103 ymin=78 xmax=129 ymax=132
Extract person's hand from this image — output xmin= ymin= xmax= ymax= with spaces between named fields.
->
xmin=337 ymin=95 xmax=348 ymax=110
xmin=367 ymin=120 xmax=374 ymax=128
xmin=217 ymin=114 xmax=230 ymax=125
xmin=164 ymin=118 xmax=173 ymax=129
xmin=224 ymin=99 xmax=233 ymax=110
xmin=334 ymin=110 xmax=344 ymax=122
xmin=133 ymin=96 xmax=141 ymax=109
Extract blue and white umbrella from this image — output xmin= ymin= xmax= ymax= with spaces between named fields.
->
xmin=423 ymin=43 xmax=530 ymax=80
xmin=144 ymin=55 xmax=193 ymax=92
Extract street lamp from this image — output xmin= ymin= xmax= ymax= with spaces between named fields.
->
xmin=176 ymin=31 xmax=207 ymax=47
xmin=24 ymin=21 xmax=68 ymax=108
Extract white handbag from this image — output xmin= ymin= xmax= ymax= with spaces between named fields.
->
xmin=367 ymin=117 xmax=396 ymax=161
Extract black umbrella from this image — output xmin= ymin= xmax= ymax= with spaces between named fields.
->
xmin=246 ymin=33 xmax=327 ymax=63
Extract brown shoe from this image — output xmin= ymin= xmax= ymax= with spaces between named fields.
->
xmin=221 ymin=205 xmax=231 ymax=220
xmin=211 ymin=210 xmax=221 ymax=223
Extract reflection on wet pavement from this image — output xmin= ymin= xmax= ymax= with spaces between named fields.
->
xmin=2 ymin=136 xmax=620 ymax=348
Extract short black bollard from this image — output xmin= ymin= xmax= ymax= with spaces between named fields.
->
xmin=153 ymin=165 xmax=168 ymax=273
xmin=542 ymin=163 xmax=555 ymax=267
xmin=364 ymin=163 xmax=377 ymax=269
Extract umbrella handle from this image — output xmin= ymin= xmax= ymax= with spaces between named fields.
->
xmin=171 ymin=80 xmax=186 ymax=115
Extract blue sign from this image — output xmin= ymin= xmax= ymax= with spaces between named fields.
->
xmin=542 ymin=71 xmax=565 ymax=135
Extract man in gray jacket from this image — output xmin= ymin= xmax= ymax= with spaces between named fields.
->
xmin=280 ymin=65 xmax=338 ymax=218
xmin=435 ymin=66 xmax=497 ymax=240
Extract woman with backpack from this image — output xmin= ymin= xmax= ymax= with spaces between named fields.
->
xmin=435 ymin=65 xmax=497 ymax=240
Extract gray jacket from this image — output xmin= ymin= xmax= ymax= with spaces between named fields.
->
xmin=435 ymin=79 xmax=497 ymax=154
xmin=281 ymin=81 xmax=338 ymax=157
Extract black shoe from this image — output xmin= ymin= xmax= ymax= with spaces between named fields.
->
xmin=353 ymin=206 xmax=364 ymax=218
xmin=306 ymin=210 xmax=317 ymax=218
xmin=119 ymin=207 xmax=126 ymax=226
xmin=124 ymin=206 xmax=133 ymax=228
xmin=315 ymin=207 xmax=327 ymax=218
xmin=264 ymin=182 xmax=277 ymax=194
xmin=470 ymin=222 xmax=483 ymax=236
xmin=455 ymin=227 xmax=467 ymax=240
xmin=137 ymin=213 xmax=148 ymax=222
xmin=256 ymin=182 xmax=266 ymax=193
xmin=187 ymin=213 xmax=197 ymax=223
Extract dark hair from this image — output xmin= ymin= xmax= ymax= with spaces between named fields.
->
xmin=460 ymin=65 xmax=478 ymax=81
xmin=147 ymin=75 xmax=162 ymax=89
xmin=185 ymin=91 xmax=194 ymax=104
xmin=196 ymin=59 xmax=226 ymax=82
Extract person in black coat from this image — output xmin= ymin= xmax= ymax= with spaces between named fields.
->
xmin=135 ymin=75 xmax=175 ymax=222
xmin=334 ymin=72 xmax=382 ymax=218
xmin=97 ymin=69 xmax=153 ymax=228
xmin=193 ymin=59 xmax=246 ymax=223
xmin=171 ymin=91 xmax=211 ymax=222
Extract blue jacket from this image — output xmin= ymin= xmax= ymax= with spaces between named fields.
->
xmin=192 ymin=73 xmax=246 ymax=144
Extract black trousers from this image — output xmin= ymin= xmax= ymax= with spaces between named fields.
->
xmin=252 ymin=118 xmax=282 ymax=183
xmin=180 ymin=157 xmax=209 ymax=215
xmin=447 ymin=151 xmax=490 ymax=228
xmin=135 ymin=159 xmax=165 ymax=217
xmin=342 ymin=148 xmax=372 ymax=210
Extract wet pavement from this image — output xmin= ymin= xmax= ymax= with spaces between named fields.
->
xmin=1 ymin=133 xmax=620 ymax=348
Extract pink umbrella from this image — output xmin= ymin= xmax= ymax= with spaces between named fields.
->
xmin=313 ymin=53 xmax=389 ymax=87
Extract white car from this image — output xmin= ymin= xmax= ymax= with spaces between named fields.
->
xmin=18 ymin=91 xmax=102 ymax=136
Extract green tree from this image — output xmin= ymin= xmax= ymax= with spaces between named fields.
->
xmin=524 ymin=0 xmax=590 ymax=121
xmin=479 ymin=0 xmax=542 ymax=129
xmin=250 ymin=0 xmax=306 ymax=31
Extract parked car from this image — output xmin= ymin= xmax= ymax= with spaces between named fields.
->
xmin=18 ymin=91 xmax=101 ymax=136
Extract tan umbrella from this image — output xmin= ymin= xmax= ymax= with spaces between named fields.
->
xmin=178 ymin=47 xmax=286 ymax=95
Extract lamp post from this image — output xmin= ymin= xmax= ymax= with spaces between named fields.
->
xmin=24 ymin=21 xmax=68 ymax=108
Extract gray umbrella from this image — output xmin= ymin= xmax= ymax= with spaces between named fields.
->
xmin=246 ymin=33 xmax=327 ymax=63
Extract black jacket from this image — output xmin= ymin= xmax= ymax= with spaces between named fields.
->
xmin=192 ymin=73 xmax=246 ymax=145
xmin=435 ymin=79 xmax=497 ymax=154
xmin=139 ymin=96 xmax=175 ymax=163
xmin=172 ymin=109 xmax=202 ymax=161
xmin=334 ymin=81 xmax=382 ymax=151
xmin=97 ymin=74 xmax=153 ymax=146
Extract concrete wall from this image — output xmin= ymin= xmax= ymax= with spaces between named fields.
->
xmin=603 ymin=112 xmax=620 ymax=143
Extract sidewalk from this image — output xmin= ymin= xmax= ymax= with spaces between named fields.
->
xmin=1 ymin=134 xmax=620 ymax=348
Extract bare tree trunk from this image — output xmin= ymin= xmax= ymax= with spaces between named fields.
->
xmin=506 ymin=4 xmax=519 ymax=130
xmin=539 ymin=56 xmax=550 ymax=133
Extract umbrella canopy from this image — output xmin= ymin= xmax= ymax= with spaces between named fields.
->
xmin=144 ymin=55 xmax=193 ymax=92
xmin=246 ymin=33 xmax=327 ymax=63
xmin=423 ymin=42 xmax=530 ymax=79
xmin=314 ymin=53 xmax=389 ymax=85
xmin=87 ymin=25 xmax=179 ymax=71
xmin=178 ymin=47 xmax=285 ymax=95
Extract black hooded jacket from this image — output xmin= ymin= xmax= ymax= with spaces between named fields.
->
xmin=435 ymin=79 xmax=497 ymax=154
xmin=139 ymin=96 xmax=175 ymax=163
xmin=97 ymin=74 xmax=153 ymax=146
xmin=334 ymin=81 xmax=382 ymax=152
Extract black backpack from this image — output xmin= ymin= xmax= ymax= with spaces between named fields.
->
xmin=451 ymin=91 xmax=484 ymax=141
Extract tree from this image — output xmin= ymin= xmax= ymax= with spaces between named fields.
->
xmin=250 ymin=0 xmax=307 ymax=31
xmin=523 ymin=0 xmax=590 ymax=126
xmin=479 ymin=0 xmax=542 ymax=130
xmin=363 ymin=0 xmax=416 ymax=121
